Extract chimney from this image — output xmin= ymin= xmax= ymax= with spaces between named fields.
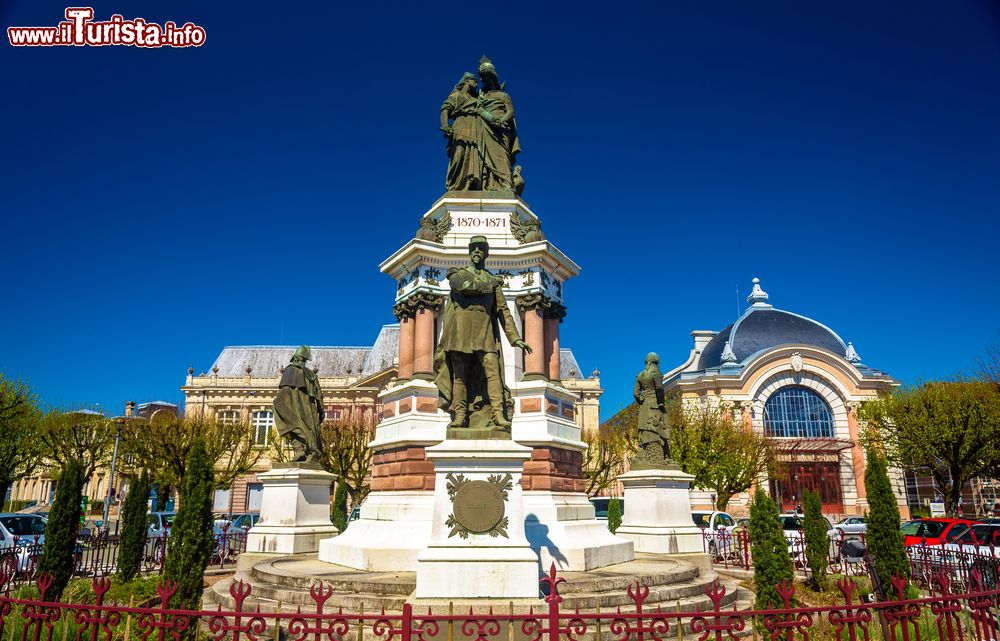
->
xmin=125 ymin=401 xmax=136 ymax=418
xmin=691 ymin=330 xmax=716 ymax=355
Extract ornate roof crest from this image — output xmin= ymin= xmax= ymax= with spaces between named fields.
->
xmin=845 ymin=341 xmax=862 ymax=363
xmin=720 ymin=340 xmax=738 ymax=364
xmin=747 ymin=277 xmax=770 ymax=307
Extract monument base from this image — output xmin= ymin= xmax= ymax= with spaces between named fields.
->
xmin=246 ymin=466 xmax=339 ymax=555
xmin=415 ymin=439 xmax=539 ymax=599
xmin=615 ymin=468 xmax=704 ymax=555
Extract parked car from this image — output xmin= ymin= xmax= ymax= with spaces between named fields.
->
xmin=692 ymin=511 xmax=738 ymax=556
xmin=0 ymin=513 xmax=46 ymax=573
xmin=590 ymin=498 xmax=624 ymax=522
xmin=779 ymin=513 xmax=836 ymax=562
xmin=828 ymin=516 xmax=867 ymax=542
xmin=147 ymin=511 xmax=176 ymax=538
xmin=227 ymin=512 xmax=260 ymax=530
xmin=900 ymin=518 xmax=974 ymax=546
xmin=349 ymin=507 xmax=360 ymax=522
xmin=913 ymin=523 xmax=1000 ymax=589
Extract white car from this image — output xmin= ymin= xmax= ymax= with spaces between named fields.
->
xmin=828 ymin=516 xmax=867 ymax=540
xmin=0 ymin=513 xmax=46 ymax=574
xmin=779 ymin=513 xmax=837 ymax=563
xmin=934 ymin=523 xmax=1000 ymax=589
xmin=692 ymin=511 xmax=738 ymax=555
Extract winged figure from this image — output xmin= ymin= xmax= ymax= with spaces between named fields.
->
xmin=509 ymin=213 xmax=544 ymax=244
xmin=416 ymin=212 xmax=452 ymax=243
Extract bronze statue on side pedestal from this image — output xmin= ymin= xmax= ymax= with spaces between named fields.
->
xmin=273 ymin=345 xmax=324 ymax=464
xmin=631 ymin=352 xmax=675 ymax=470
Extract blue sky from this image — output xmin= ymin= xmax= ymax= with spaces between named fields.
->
xmin=3 ymin=1 xmax=999 ymax=419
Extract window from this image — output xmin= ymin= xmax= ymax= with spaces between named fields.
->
xmin=218 ymin=410 xmax=240 ymax=426
xmin=764 ymin=386 xmax=834 ymax=438
xmin=252 ymin=411 xmax=273 ymax=447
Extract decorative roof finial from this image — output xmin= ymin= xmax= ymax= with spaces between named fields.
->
xmin=721 ymin=340 xmax=738 ymax=364
xmin=845 ymin=341 xmax=862 ymax=363
xmin=747 ymin=277 xmax=770 ymax=307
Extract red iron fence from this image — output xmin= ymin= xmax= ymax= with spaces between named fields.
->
xmin=0 ymin=527 xmax=246 ymax=590
xmin=704 ymin=529 xmax=1000 ymax=590
xmin=1 ymin=564 xmax=999 ymax=641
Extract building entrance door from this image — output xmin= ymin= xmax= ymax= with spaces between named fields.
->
xmin=770 ymin=461 xmax=843 ymax=513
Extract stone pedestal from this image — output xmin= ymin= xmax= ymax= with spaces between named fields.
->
xmin=246 ymin=465 xmax=339 ymax=555
xmin=615 ymin=468 xmax=703 ymax=554
xmin=415 ymin=439 xmax=539 ymax=599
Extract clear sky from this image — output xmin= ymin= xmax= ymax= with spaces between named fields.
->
xmin=3 ymin=1 xmax=999 ymax=419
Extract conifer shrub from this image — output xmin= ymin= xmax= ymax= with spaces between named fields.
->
xmin=163 ymin=438 xmax=215 ymax=612
xmin=748 ymin=487 xmax=794 ymax=613
xmin=37 ymin=459 xmax=85 ymax=601
xmin=863 ymin=446 xmax=911 ymax=599
xmin=331 ymin=482 xmax=348 ymax=532
xmin=607 ymin=497 xmax=622 ymax=533
xmin=116 ymin=469 xmax=150 ymax=582
xmin=802 ymin=490 xmax=829 ymax=590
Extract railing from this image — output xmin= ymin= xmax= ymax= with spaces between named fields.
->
xmin=1 ymin=565 xmax=999 ymax=641
xmin=0 ymin=527 xmax=246 ymax=589
xmin=703 ymin=529 xmax=1000 ymax=589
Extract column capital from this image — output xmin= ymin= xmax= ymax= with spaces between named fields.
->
xmin=410 ymin=292 xmax=444 ymax=311
xmin=393 ymin=300 xmax=415 ymax=321
xmin=543 ymin=301 xmax=567 ymax=321
xmin=516 ymin=293 xmax=550 ymax=313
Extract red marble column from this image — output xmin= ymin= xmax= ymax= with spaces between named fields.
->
xmin=545 ymin=316 xmax=561 ymax=380
xmin=848 ymin=404 xmax=867 ymax=501
xmin=397 ymin=314 xmax=415 ymax=380
xmin=522 ymin=306 xmax=546 ymax=380
xmin=413 ymin=307 xmax=434 ymax=379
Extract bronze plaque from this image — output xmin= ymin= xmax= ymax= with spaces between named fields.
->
xmin=452 ymin=480 xmax=505 ymax=534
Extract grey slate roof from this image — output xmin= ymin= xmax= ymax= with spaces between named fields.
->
xmin=208 ymin=326 xmax=586 ymax=381
xmin=210 ymin=325 xmax=400 ymax=378
xmin=698 ymin=308 xmax=846 ymax=370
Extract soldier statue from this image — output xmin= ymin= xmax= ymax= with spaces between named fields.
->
xmin=273 ymin=345 xmax=324 ymax=463
xmin=435 ymin=236 xmax=532 ymax=431
xmin=631 ymin=352 xmax=673 ymax=470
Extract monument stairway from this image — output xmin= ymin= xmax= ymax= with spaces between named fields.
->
xmin=206 ymin=553 xmax=753 ymax=639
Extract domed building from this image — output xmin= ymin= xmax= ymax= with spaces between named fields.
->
xmin=664 ymin=277 xmax=907 ymax=518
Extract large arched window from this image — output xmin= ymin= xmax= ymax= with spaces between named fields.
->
xmin=763 ymin=386 xmax=834 ymax=438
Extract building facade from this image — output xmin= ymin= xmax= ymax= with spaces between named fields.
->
xmin=662 ymin=278 xmax=906 ymax=518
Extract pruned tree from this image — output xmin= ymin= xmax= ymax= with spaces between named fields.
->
xmin=585 ymin=403 xmax=636 ymax=496
xmin=319 ymin=405 xmax=377 ymax=507
xmin=861 ymin=380 xmax=1000 ymax=515
xmin=979 ymin=342 xmax=1000 ymax=390
xmin=0 ymin=373 xmax=43 ymax=507
xmin=116 ymin=468 xmax=150 ymax=582
xmin=670 ymin=399 xmax=776 ymax=510
xmin=802 ymin=489 xmax=829 ymax=590
xmin=748 ymin=487 xmax=795 ymax=616
xmin=864 ymin=446 xmax=911 ymax=600
xmin=119 ymin=413 xmax=264 ymax=497
xmin=37 ymin=408 xmax=116 ymax=481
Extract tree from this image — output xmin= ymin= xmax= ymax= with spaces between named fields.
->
xmin=331 ymin=482 xmax=349 ymax=532
xmin=163 ymin=438 xmax=215 ymax=612
xmin=119 ymin=413 xmax=263 ymax=500
xmin=748 ymin=487 xmax=794 ymax=612
xmin=116 ymin=468 xmax=150 ymax=582
xmin=670 ymin=400 xmax=775 ymax=510
xmin=586 ymin=404 xmax=636 ymax=496
xmin=861 ymin=380 xmax=1000 ymax=515
xmin=607 ymin=497 xmax=622 ymax=534
xmin=0 ymin=373 xmax=43 ymax=507
xmin=37 ymin=459 xmax=84 ymax=601
xmin=37 ymin=408 xmax=116 ymax=481
xmin=318 ymin=406 xmax=377 ymax=507
xmin=802 ymin=490 xmax=829 ymax=590
xmin=863 ymin=446 xmax=911 ymax=600
xmin=977 ymin=342 xmax=1000 ymax=390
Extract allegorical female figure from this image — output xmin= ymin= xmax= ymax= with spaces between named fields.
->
xmin=632 ymin=352 xmax=671 ymax=470
xmin=440 ymin=72 xmax=483 ymax=191
xmin=476 ymin=56 xmax=520 ymax=192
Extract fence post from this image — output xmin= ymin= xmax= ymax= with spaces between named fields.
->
xmin=401 ymin=603 xmax=412 ymax=641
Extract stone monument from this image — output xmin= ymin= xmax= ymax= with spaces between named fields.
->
xmin=246 ymin=346 xmax=339 ymax=554
xmin=319 ymin=56 xmax=632 ymax=580
xmin=614 ymin=353 xmax=703 ymax=555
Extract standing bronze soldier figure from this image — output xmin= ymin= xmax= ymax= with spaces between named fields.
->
xmin=435 ymin=236 xmax=532 ymax=430
xmin=632 ymin=352 xmax=672 ymax=470
xmin=273 ymin=345 xmax=324 ymax=463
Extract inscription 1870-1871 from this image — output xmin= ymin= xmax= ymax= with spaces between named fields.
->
xmin=453 ymin=216 xmax=507 ymax=228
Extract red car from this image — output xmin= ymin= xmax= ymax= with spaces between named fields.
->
xmin=899 ymin=518 xmax=975 ymax=546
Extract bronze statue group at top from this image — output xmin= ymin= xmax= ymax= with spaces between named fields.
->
xmin=441 ymin=56 xmax=524 ymax=196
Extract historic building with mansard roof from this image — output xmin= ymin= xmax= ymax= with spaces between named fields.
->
xmin=664 ymin=277 xmax=906 ymax=518
xmin=182 ymin=324 xmax=602 ymax=513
